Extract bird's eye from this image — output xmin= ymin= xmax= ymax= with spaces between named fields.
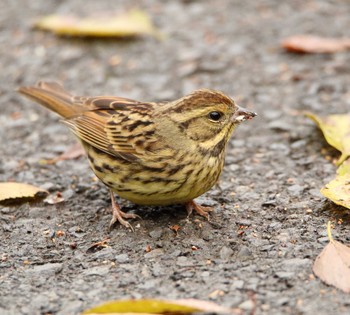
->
xmin=208 ymin=111 xmax=223 ymax=122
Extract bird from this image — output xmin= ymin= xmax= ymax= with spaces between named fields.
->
xmin=18 ymin=81 xmax=256 ymax=230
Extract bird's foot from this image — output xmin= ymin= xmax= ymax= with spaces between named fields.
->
xmin=185 ymin=200 xmax=212 ymax=220
xmin=109 ymin=190 xmax=141 ymax=231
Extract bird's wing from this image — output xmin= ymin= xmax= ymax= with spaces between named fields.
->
xmin=62 ymin=97 xmax=160 ymax=162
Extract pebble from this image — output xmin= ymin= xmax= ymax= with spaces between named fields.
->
xmin=176 ymin=256 xmax=193 ymax=267
xmin=93 ymin=247 xmax=115 ymax=260
xmin=280 ymin=258 xmax=310 ymax=270
xmin=149 ymin=228 xmax=163 ymax=240
xmin=144 ymin=249 xmax=165 ymax=258
xmin=82 ymin=266 xmax=110 ymax=276
xmin=288 ymin=185 xmax=304 ymax=196
xmin=115 ymin=253 xmax=129 ymax=263
xmin=25 ymin=263 xmax=63 ymax=277
xmin=275 ymin=271 xmax=295 ymax=279
xmin=268 ymin=120 xmax=292 ymax=131
xmin=236 ymin=246 xmax=253 ymax=260
xmin=239 ymin=299 xmax=254 ymax=311
xmin=231 ymin=279 xmax=244 ymax=289
xmin=219 ymin=246 xmax=234 ymax=260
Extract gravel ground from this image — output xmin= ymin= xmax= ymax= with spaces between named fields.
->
xmin=1 ymin=1 xmax=350 ymax=314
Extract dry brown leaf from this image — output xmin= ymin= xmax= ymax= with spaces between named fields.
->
xmin=282 ymin=35 xmax=350 ymax=54
xmin=86 ymin=238 xmax=110 ymax=253
xmin=313 ymin=222 xmax=350 ymax=293
xmin=34 ymin=9 xmax=160 ymax=38
xmin=170 ymin=224 xmax=181 ymax=234
xmin=0 ymin=182 xmax=48 ymax=204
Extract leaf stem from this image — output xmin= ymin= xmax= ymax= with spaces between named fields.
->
xmin=327 ymin=221 xmax=334 ymax=243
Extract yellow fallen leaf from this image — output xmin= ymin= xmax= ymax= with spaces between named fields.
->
xmin=337 ymin=158 xmax=350 ymax=176
xmin=305 ymin=112 xmax=350 ymax=165
xmin=82 ymin=299 xmax=237 ymax=315
xmin=0 ymin=182 xmax=48 ymax=203
xmin=313 ymin=222 xmax=350 ymax=293
xmin=321 ymin=159 xmax=350 ymax=209
xmin=34 ymin=9 xmax=160 ymax=38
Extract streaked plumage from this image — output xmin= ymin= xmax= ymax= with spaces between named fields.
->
xmin=18 ymin=81 xmax=256 ymax=229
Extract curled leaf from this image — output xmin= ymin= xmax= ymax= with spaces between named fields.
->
xmin=41 ymin=143 xmax=85 ymax=165
xmin=305 ymin=112 xmax=350 ymax=165
xmin=44 ymin=192 xmax=65 ymax=205
xmin=337 ymin=158 xmax=350 ymax=177
xmin=86 ymin=238 xmax=110 ymax=253
xmin=34 ymin=10 xmax=160 ymax=38
xmin=282 ymin=35 xmax=350 ymax=54
xmin=82 ymin=298 xmax=238 ymax=315
xmin=321 ymin=159 xmax=350 ymax=210
xmin=313 ymin=222 xmax=350 ymax=293
xmin=0 ymin=182 xmax=48 ymax=204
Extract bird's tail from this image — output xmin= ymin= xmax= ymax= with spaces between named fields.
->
xmin=18 ymin=81 xmax=84 ymax=118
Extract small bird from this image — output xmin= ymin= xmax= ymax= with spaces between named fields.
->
xmin=18 ymin=81 xmax=256 ymax=230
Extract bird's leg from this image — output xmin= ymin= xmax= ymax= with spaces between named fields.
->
xmin=109 ymin=190 xmax=140 ymax=231
xmin=185 ymin=200 xmax=212 ymax=220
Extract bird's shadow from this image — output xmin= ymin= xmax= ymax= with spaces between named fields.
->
xmin=124 ymin=203 xmax=188 ymax=224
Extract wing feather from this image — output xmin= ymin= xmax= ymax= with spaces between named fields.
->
xmin=62 ymin=96 xmax=160 ymax=162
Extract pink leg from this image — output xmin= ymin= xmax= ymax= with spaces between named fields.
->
xmin=109 ymin=190 xmax=140 ymax=231
xmin=185 ymin=200 xmax=213 ymax=220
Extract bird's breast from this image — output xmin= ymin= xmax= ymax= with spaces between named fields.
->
xmin=85 ymin=144 xmax=225 ymax=206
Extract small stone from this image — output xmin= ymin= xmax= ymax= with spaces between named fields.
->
xmin=40 ymin=182 xmax=56 ymax=191
xmin=288 ymin=185 xmax=304 ymax=196
xmin=260 ymin=244 xmax=274 ymax=252
xmin=151 ymin=262 xmax=165 ymax=277
xmin=239 ymin=300 xmax=254 ymax=311
xmin=308 ymin=189 xmax=322 ymax=199
xmin=269 ymin=222 xmax=282 ymax=230
xmin=268 ymin=120 xmax=292 ymax=131
xmin=115 ymin=253 xmax=129 ymax=263
xmin=231 ymin=280 xmax=244 ymax=289
xmin=170 ymin=249 xmax=182 ymax=257
xmin=93 ymin=247 xmax=115 ymax=260
xmin=83 ymin=266 xmax=110 ymax=276
xmin=137 ymin=279 xmax=159 ymax=290
xmin=201 ymin=271 xmax=210 ymax=278
xmin=62 ymin=189 xmax=75 ymax=200
xmin=280 ymin=258 xmax=310 ymax=270
xmin=236 ymin=246 xmax=252 ymax=260
xmin=145 ymin=249 xmax=165 ymax=258
xmin=57 ymin=301 xmax=83 ymax=315
xmin=276 ymin=297 xmax=290 ymax=306
xmin=25 ymin=263 xmax=63 ymax=277
xmin=149 ymin=228 xmax=163 ymax=240
xmin=219 ymin=246 xmax=234 ymax=260
xmin=176 ymin=256 xmax=193 ymax=267
xmin=275 ymin=271 xmax=295 ymax=279
xmin=201 ymin=230 xmax=213 ymax=241
xmin=291 ymin=139 xmax=308 ymax=149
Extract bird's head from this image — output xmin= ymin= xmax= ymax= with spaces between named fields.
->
xmin=164 ymin=89 xmax=256 ymax=154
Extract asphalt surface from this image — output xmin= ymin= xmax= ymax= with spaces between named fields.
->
xmin=1 ymin=1 xmax=350 ymax=314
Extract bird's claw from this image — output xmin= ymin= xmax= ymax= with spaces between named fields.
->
xmin=185 ymin=200 xmax=212 ymax=221
xmin=109 ymin=190 xmax=140 ymax=231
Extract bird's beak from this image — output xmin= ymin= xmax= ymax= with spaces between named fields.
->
xmin=232 ymin=106 xmax=257 ymax=123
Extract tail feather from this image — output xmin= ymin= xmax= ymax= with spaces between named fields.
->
xmin=18 ymin=81 xmax=84 ymax=118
